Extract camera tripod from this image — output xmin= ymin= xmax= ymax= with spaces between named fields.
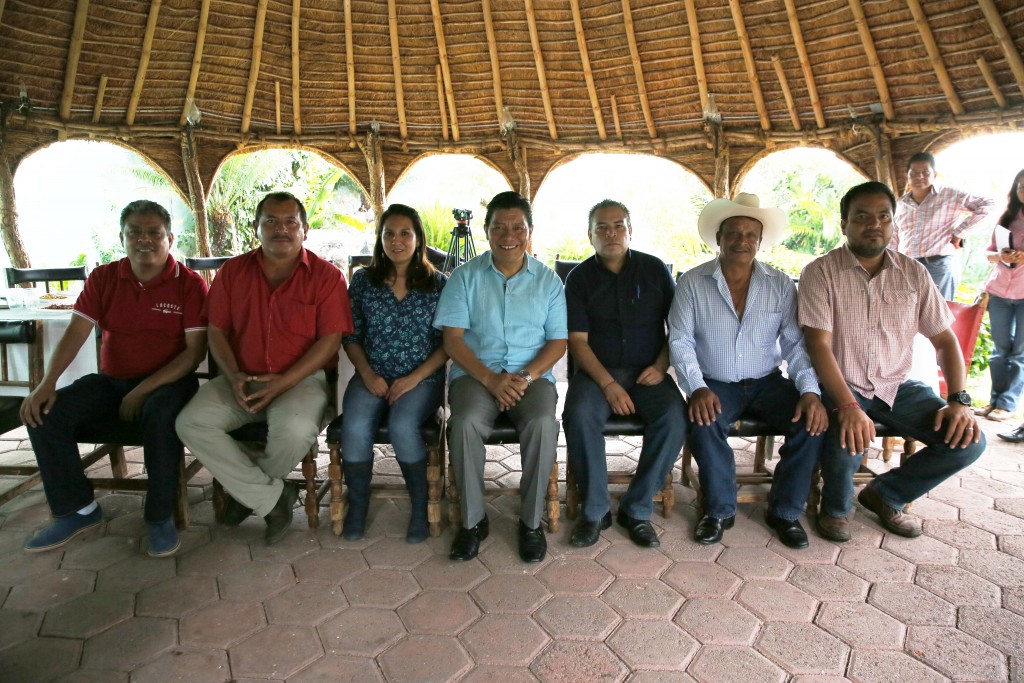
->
xmin=442 ymin=211 xmax=477 ymax=274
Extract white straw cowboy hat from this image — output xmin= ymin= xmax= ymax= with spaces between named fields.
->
xmin=697 ymin=193 xmax=788 ymax=250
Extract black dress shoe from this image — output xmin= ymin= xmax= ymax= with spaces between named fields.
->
xmin=616 ymin=510 xmax=660 ymax=548
xmin=998 ymin=425 xmax=1024 ymax=443
xmin=694 ymin=515 xmax=734 ymax=545
xmin=570 ymin=512 xmax=612 ymax=548
xmin=221 ymin=494 xmax=253 ymax=527
xmin=449 ymin=516 xmax=489 ymax=561
xmin=518 ymin=521 xmax=547 ymax=562
xmin=264 ymin=481 xmax=299 ymax=546
xmin=765 ymin=511 xmax=809 ymax=549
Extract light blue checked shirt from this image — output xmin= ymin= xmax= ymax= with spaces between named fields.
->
xmin=668 ymin=257 xmax=819 ymax=397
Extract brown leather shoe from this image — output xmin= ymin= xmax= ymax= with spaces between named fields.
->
xmin=857 ymin=486 xmax=922 ymax=538
xmin=815 ymin=513 xmax=851 ymax=542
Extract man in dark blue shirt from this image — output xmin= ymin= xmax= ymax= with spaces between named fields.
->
xmin=563 ymin=199 xmax=687 ymax=548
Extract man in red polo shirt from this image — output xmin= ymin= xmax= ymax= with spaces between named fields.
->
xmin=176 ymin=191 xmax=351 ymax=545
xmin=21 ymin=200 xmax=208 ymax=557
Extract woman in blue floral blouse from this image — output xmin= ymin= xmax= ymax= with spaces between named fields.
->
xmin=341 ymin=204 xmax=448 ymax=543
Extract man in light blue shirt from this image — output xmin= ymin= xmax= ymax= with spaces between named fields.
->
xmin=434 ymin=191 xmax=567 ymax=563
xmin=668 ymin=193 xmax=827 ymax=549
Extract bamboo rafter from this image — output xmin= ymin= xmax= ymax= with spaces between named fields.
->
xmin=772 ymin=55 xmax=801 ymax=130
xmin=681 ymin=0 xmax=709 ymax=116
xmin=781 ymin=0 xmax=825 ymax=128
xmin=179 ymin=0 xmax=211 ymax=126
xmin=977 ymin=56 xmax=1007 ymax=108
xmin=240 ymin=0 xmax=269 ymax=134
xmin=60 ymin=0 xmax=91 ymax=120
xmin=481 ymin=0 xmax=505 ymax=129
xmin=727 ymin=0 xmax=771 ymax=131
xmin=430 ymin=0 xmax=459 ymax=141
xmin=524 ymin=0 xmax=558 ymax=140
xmin=126 ymin=0 xmax=161 ymax=126
xmin=92 ymin=74 xmax=107 ymax=123
xmin=905 ymin=0 xmax=962 ymax=115
xmin=292 ymin=0 xmax=302 ymax=135
xmin=386 ymin=0 xmax=407 ymax=139
xmin=569 ymin=0 xmax=606 ymax=140
xmin=976 ymin=0 xmax=1024 ymax=99
xmin=621 ymin=0 xmax=656 ymax=138
xmin=610 ymin=95 xmax=622 ymax=138
xmin=436 ymin=64 xmax=449 ymax=142
xmin=344 ymin=0 xmax=356 ymax=133
xmin=0 ymin=0 xmax=6 ymax=25
xmin=275 ymin=80 xmax=281 ymax=134
xmin=847 ymin=0 xmax=895 ymax=119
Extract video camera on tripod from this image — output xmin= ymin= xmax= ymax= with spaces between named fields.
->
xmin=442 ymin=208 xmax=477 ymax=273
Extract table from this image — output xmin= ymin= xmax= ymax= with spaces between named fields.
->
xmin=0 ymin=307 xmax=97 ymax=397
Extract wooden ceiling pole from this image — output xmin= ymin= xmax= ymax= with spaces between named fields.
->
xmin=781 ymin=0 xmax=825 ymax=128
xmin=568 ymin=0 xmax=606 ymax=140
xmin=180 ymin=129 xmax=211 ymax=258
xmin=621 ymin=0 xmax=657 ymax=139
xmin=524 ymin=0 xmax=558 ymax=140
xmin=726 ymin=0 xmax=771 ymax=131
xmin=847 ymin=0 xmax=895 ymax=119
xmin=771 ymin=55 xmax=801 ymax=130
xmin=360 ymin=127 xmax=386 ymax=221
xmin=0 ymin=135 xmax=30 ymax=268
xmin=275 ymin=81 xmax=282 ymax=134
xmin=905 ymin=0 xmax=962 ymax=115
xmin=179 ymin=0 xmax=210 ymax=126
xmin=92 ymin=75 xmax=107 ymax=123
xmin=976 ymin=0 xmax=1024 ymax=98
xmin=436 ymin=64 xmax=449 ymax=141
xmin=292 ymin=0 xmax=302 ymax=135
xmin=710 ymin=123 xmax=729 ymax=199
xmin=610 ymin=95 xmax=622 ymax=138
xmin=344 ymin=0 xmax=356 ymax=134
xmin=977 ymin=56 xmax=1007 ymax=108
xmin=241 ymin=0 xmax=269 ymax=134
xmin=870 ymin=125 xmax=895 ymax=191
xmin=127 ymin=0 xmax=162 ymax=125
xmin=505 ymin=129 xmax=531 ymax=199
xmin=386 ymin=0 xmax=407 ymax=139
xmin=60 ymin=0 xmax=91 ymax=120
xmin=430 ymin=0 xmax=460 ymax=141
xmin=0 ymin=1 xmax=6 ymax=25
xmin=681 ymin=0 xmax=709 ymax=115
xmin=481 ymin=0 xmax=505 ymax=129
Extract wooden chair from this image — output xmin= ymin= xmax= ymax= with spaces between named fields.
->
xmin=0 ymin=320 xmax=46 ymax=505
xmin=324 ymin=411 xmax=446 ymax=537
xmin=184 ymin=256 xmax=230 ymax=284
xmin=6 ymin=266 xmax=88 ymax=293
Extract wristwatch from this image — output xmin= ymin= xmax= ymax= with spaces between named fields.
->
xmin=517 ymin=370 xmax=534 ymax=386
xmin=947 ymin=390 xmax=971 ymax=407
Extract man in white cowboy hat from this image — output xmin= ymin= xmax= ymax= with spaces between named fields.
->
xmin=668 ymin=192 xmax=827 ymax=548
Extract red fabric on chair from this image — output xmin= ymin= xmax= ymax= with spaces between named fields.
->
xmin=939 ymin=292 xmax=989 ymax=396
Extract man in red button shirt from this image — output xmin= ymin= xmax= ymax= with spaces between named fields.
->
xmin=21 ymin=200 xmax=208 ymax=557
xmin=176 ymin=192 xmax=351 ymax=545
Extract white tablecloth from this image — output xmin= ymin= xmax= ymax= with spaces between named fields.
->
xmin=0 ymin=307 xmax=97 ymax=397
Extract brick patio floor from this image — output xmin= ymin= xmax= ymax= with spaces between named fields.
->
xmin=1 ymin=412 xmax=1022 ymax=681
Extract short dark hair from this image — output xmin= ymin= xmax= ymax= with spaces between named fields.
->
xmin=588 ymin=199 xmax=631 ymax=230
xmin=484 ymin=191 xmax=533 ymax=229
xmin=120 ymin=200 xmax=171 ymax=232
xmin=840 ymin=181 xmax=897 ymax=221
xmin=907 ymin=152 xmax=936 ymax=172
xmin=254 ymin=191 xmax=308 ymax=224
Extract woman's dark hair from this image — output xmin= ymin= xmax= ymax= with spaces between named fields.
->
xmin=366 ymin=203 xmax=438 ymax=291
xmin=998 ymin=169 xmax=1024 ymax=228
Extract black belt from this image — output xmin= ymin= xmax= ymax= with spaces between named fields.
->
xmin=917 ymin=254 xmax=952 ymax=263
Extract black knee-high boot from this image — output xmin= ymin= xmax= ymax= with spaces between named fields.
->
xmin=342 ymin=461 xmax=373 ymax=541
xmin=399 ymin=459 xmax=429 ymax=544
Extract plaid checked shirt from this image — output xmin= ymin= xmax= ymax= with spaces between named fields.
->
xmin=892 ymin=184 xmax=995 ymax=258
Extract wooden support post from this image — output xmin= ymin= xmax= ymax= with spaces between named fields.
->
xmin=386 ymin=0 xmax=407 ymax=139
xmin=0 ymin=134 xmax=31 ymax=268
xmin=430 ymin=0 xmax=460 ymax=141
xmin=711 ymin=123 xmax=730 ymax=199
xmin=621 ymin=0 xmax=656 ymax=138
xmin=361 ymin=128 xmax=386 ymax=223
xmin=847 ymin=0 xmax=895 ymax=119
xmin=274 ymin=81 xmax=282 ymax=134
xmin=291 ymin=0 xmax=302 ymax=135
xmin=976 ymin=0 xmax=1024 ymax=99
xmin=0 ymin=0 xmax=6 ymax=24
xmin=727 ymin=0 xmax=771 ymax=131
xmin=569 ymin=0 xmax=606 ymax=139
xmin=782 ymin=0 xmax=825 ymax=128
xmin=505 ymin=129 xmax=531 ymax=200
xmin=92 ymin=74 xmax=107 ymax=123
xmin=344 ymin=0 xmax=356 ymax=133
xmin=127 ymin=0 xmax=162 ymax=125
xmin=977 ymin=56 xmax=1007 ymax=108
xmin=481 ymin=0 xmax=505 ymax=128
xmin=905 ymin=0 xmax=963 ymax=114
xmin=241 ymin=0 xmax=269 ymax=134
xmin=681 ymin=0 xmax=709 ymax=116
xmin=524 ymin=0 xmax=557 ymax=140
xmin=180 ymin=0 xmax=210 ymax=126
xmin=771 ymin=55 xmax=801 ymax=130
xmin=436 ymin=64 xmax=449 ymax=141
xmin=61 ymin=0 xmax=91 ymax=120
xmin=871 ymin=125 xmax=895 ymax=191
xmin=610 ymin=95 xmax=622 ymax=138
xmin=180 ymin=128 xmax=212 ymax=258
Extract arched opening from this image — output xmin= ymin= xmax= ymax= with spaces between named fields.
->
xmin=531 ymin=153 xmax=713 ymax=272
xmin=207 ymin=148 xmax=370 ymax=261
xmin=12 ymin=140 xmax=189 ymax=268
xmin=387 ymin=154 xmax=512 ymax=254
xmin=737 ymin=147 xmax=868 ymax=276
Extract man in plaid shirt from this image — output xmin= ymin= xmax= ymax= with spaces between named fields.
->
xmin=892 ymin=152 xmax=995 ymax=300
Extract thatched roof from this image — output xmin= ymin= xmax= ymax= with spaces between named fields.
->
xmin=1 ymin=0 xmax=1023 ymax=204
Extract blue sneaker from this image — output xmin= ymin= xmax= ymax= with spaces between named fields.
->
xmin=147 ymin=518 xmax=181 ymax=558
xmin=24 ymin=506 xmax=103 ymax=552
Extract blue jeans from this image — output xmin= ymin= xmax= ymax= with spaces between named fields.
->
xmin=917 ymin=255 xmax=958 ymax=301
xmin=340 ymin=375 xmax=443 ymax=464
xmin=987 ymin=294 xmax=1024 ymax=412
xmin=28 ymin=372 xmax=198 ymax=522
xmin=819 ymin=380 xmax=985 ymax=518
xmin=688 ymin=372 xmax=823 ymax=521
xmin=562 ymin=368 xmax=687 ymax=521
